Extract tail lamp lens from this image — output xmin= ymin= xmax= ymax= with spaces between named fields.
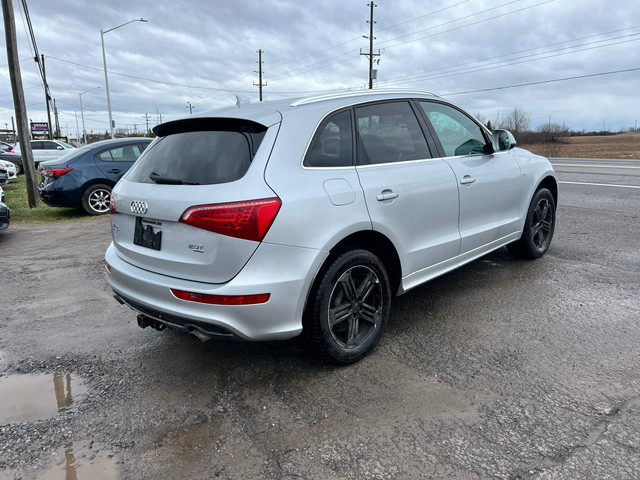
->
xmin=109 ymin=195 xmax=116 ymax=213
xmin=41 ymin=168 xmax=73 ymax=178
xmin=171 ymin=289 xmax=270 ymax=305
xmin=179 ymin=197 xmax=281 ymax=242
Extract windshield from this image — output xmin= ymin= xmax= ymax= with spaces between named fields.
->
xmin=44 ymin=145 xmax=92 ymax=165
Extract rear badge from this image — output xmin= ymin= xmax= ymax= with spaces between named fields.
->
xmin=130 ymin=200 xmax=148 ymax=215
xmin=189 ymin=244 xmax=204 ymax=253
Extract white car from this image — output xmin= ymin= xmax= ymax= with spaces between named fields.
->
xmin=0 ymin=159 xmax=17 ymax=180
xmin=12 ymin=139 xmax=75 ymax=167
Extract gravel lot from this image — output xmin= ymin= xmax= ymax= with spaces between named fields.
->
xmin=1 ymin=192 xmax=639 ymax=479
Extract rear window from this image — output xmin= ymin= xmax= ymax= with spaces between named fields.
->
xmin=127 ymin=119 xmax=267 ymax=185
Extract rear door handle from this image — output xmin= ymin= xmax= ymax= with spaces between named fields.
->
xmin=107 ymin=169 xmax=121 ymax=174
xmin=460 ymin=175 xmax=476 ymax=185
xmin=376 ymin=190 xmax=399 ymax=201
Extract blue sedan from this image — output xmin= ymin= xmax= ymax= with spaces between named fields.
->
xmin=39 ymin=137 xmax=152 ymax=215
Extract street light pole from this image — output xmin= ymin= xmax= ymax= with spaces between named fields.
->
xmin=79 ymin=86 xmax=99 ymax=145
xmin=100 ymin=18 xmax=147 ymax=139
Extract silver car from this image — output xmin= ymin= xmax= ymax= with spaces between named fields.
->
xmin=106 ymin=90 xmax=557 ymax=364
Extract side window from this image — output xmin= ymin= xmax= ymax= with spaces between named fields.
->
xmin=97 ymin=144 xmax=143 ymax=162
xmin=31 ymin=141 xmax=44 ymax=150
xmin=304 ymin=110 xmax=353 ymax=167
xmin=44 ymin=141 xmax=60 ymax=150
xmin=418 ymin=102 xmax=487 ymax=157
xmin=355 ymin=102 xmax=430 ymax=165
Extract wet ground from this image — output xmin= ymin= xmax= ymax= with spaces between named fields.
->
xmin=0 ymin=169 xmax=639 ymax=479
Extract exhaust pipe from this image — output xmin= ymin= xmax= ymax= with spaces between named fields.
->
xmin=189 ymin=328 xmax=214 ymax=342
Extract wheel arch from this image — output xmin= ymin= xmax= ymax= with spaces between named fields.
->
xmin=537 ymin=175 xmax=558 ymax=205
xmin=302 ymin=229 xmax=402 ymax=320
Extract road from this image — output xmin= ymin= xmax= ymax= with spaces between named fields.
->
xmin=0 ymin=157 xmax=639 ymax=479
xmin=552 ymin=157 xmax=640 ymax=214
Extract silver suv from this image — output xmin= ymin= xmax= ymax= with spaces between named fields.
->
xmin=106 ymin=90 xmax=557 ymax=364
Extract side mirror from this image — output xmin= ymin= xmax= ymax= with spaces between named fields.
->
xmin=57 ymin=146 xmax=64 ymax=150
xmin=491 ymin=129 xmax=516 ymax=151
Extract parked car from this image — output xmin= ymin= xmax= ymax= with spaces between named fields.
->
xmin=0 ymin=152 xmax=23 ymax=174
xmin=39 ymin=137 xmax=152 ymax=215
xmin=0 ymin=200 xmax=9 ymax=231
xmin=12 ymin=139 xmax=75 ymax=168
xmin=105 ymin=90 xmax=557 ymax=364
xmin=0 ymin=165 xmax=8 ymax=186
xmin=0 ymin=159 xmax=17 ymax=180
xmin=0 ymin=141 xmax=14 ymax=153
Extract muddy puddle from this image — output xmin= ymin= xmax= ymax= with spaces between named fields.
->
xmin=36 ymin=442 xmax=120 ymax=480
xmin=0 ymin=373 xmax=86 ymax=424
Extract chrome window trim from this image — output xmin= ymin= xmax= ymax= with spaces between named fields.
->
xmin=355 ymin=156 xmax=442 ymax=169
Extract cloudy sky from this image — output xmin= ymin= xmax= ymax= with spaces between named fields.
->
xmin=1 ymin=0 xmax=638 ymax=139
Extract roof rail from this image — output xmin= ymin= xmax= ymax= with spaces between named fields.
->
xmin=290 ymin=89 xmax=439 ymax=107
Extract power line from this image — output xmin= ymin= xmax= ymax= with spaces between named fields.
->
xmin=379 ymin=32 xmax=640 ymax=87
xmin=44 ymin=55 xmax=354 ymax=95
xmin=378 ymin=26 xmax=640 ymax=85
xmin=378 ymin=0 xmax=555 ymax=51
xmin=376 ymin=0 xmax=470 ymax=33
xmin=268 ymin=0 xmax=553 ymax=81
xmin=264 ymin=0 xmax=470 ymax=75
xmin=377 ymin=0 xmax=524 ymax=48
xmin=440 ymin=67 xmax=640 ymax=96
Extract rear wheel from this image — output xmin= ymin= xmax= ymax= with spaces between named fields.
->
xmin=304 ymin=249 xmax=391 ymax=364
xmin=81 ymin=184 xmax=112 ymax=215
xmin=508 ymin=188 xmax=556 ymax=259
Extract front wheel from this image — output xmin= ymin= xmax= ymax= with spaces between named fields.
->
xmin=81 ymin=184 xmax=112 ymax=215
xmin=304 ymin=249 xmax=391 ymax=365
xmin=508 ymin=188 xmax=556 ymax=259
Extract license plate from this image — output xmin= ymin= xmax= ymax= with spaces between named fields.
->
xmin=133 ymin=217 xmax=162 ymax=250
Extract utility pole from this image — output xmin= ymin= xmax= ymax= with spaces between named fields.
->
xmin=19 ymin=0 xmax=55 ymax=140
xmin=74 ymin=110 xmax=80 ymax=145
xmin=2 ymin=0 xmax=39 ymax=207
xmin=186 ymin=102 xmax=194 ymax=114
xmin=143 ymin=113 xmax=151 ymax=136
xmin=40 ymin=54 xmax=53 ymax=139
xmin=53 ymin=98 xmax=60 ymax=137
xmin=253 ymin=49 xmax=267 ymax=101
xmin=360 ymin=2 xmax=380 ymax=89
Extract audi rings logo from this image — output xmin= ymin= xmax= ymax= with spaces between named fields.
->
xmin=130 ymin=200 xmax=149 ymax=215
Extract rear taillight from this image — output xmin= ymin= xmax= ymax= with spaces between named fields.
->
xmin=171 ymin=289 xmax=270 ymax=305
xmin=41 ymin=168 xmax=72 ymax=178
xmin=109 ymin=196 xmax=116 ymax=213
xmin=179 ymin=197 xmax=281 ymax=242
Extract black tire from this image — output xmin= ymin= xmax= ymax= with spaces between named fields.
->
xmin=81 ymin=183 xmax=112 ymax=215
xmin=303 ymin=249 xmax=391 ymax=365
xmin=508 ymin=188 xmax=556 ymax=259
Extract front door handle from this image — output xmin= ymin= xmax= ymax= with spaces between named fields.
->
xmin=107 ymin=169 xmax=121 ymax=174
xmin=460 ymin=175 xmax=476 ymax=185
xmin=376 ymin=190 xmax=399 ymax=201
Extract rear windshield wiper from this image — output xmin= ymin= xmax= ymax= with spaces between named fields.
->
xmin=149 ymin=172 xmax=199 ymax=185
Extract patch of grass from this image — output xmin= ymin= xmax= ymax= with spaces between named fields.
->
xmin=2 ymin=175 xmax=91 ymax=224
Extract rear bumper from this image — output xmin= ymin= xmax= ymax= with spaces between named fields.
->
xmin=40 ymin=184 xmax=82 ymax=208
xmin=105 ymin=241 xmax=328 ymax=341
